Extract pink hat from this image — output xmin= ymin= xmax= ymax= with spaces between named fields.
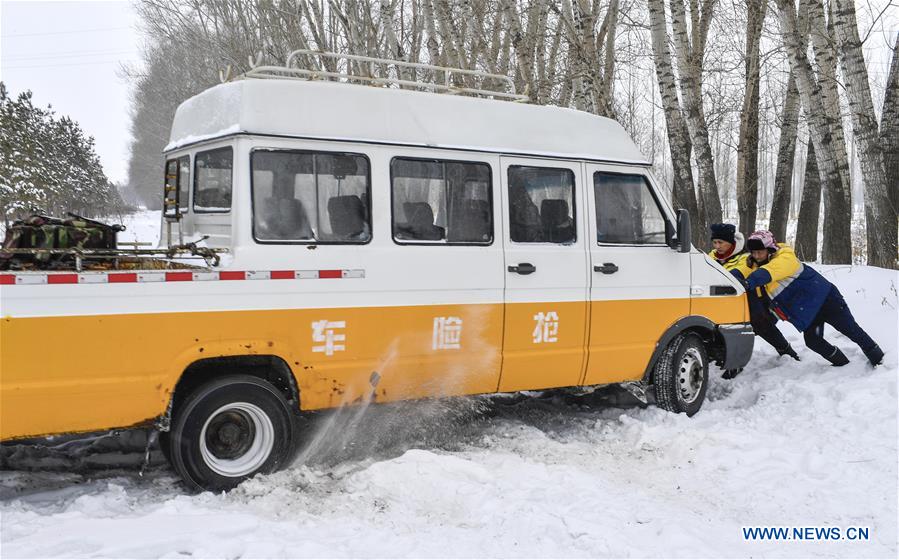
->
xmin=747 ymin=230 xmax=777 ymax=251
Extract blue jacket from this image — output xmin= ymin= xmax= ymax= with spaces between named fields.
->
xmin=733 ymin=244 xmax=833 ymax=332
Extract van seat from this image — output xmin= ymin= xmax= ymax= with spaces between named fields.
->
xmin=328 ymin=195 xmax=366 ymax=239
xmin=540 ymin=199 xmax=574 ymax=243
xmin=259 ymin=197 xmax=313 ymax=240
xmin=449 ymin=200 xmax=490 ymax=242
xmin=401 ymin=202 xmax=444 ymax=241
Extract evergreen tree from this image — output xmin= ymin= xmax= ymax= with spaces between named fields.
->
xmin=0 ymin=82 xmax=122 ymax=223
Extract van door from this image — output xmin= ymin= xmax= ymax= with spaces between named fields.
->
xmin=498 ymin=157 xmax=589 ymax=392
xmin=582 ymin=165 xmax=691 ymax=385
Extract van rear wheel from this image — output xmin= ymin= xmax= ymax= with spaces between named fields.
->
xmin=653 ymin=333 xmax=708 ymax=417
xmin=167 ymin=375 xmax=296 ymax=492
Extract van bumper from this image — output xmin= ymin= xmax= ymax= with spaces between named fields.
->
xmin=718 ymin=323 xmax=754 ymax=370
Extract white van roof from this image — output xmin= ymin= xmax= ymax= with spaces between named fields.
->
xmin=165 ymin=79 xmax=649 ymax=165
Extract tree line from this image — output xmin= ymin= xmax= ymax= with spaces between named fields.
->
xmin=124 ymin=0 xmax=898 ymax=268
xmin=0 ymin=83 xmax=125 ymax=224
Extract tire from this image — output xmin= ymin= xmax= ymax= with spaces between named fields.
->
xmin=167 ymin=375 xmax=296 ymax=492
xmin=652 ymin=333 xmax=709 ymax=417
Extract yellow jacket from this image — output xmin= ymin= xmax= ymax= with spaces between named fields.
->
xmin=709 ymin=249 xmax=748 ymax=273
xmin=734 ymin=243 xmax=799 ymax=298
xmin=738 ymin=243 xmax=834 ymax=331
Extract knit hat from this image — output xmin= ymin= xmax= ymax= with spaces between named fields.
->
xmin=747 ymin=230 xmax=778 ymax=252
xmin=710 ymin=223 xmax=736 ymax=245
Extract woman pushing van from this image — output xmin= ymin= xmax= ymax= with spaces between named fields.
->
xmin=732 ymin=230 xmax=883 ymax=368
xmin=709 ymin=224 xmax=798 ymax=379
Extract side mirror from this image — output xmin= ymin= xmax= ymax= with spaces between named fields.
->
xmin=677 ymin=208 xmax=692 ymax=253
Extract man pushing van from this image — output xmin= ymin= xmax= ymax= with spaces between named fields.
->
xmin=709 ymin=224 xmax=798 ymax=378
xmin=728 ymin=229 xmax=883 ymax=369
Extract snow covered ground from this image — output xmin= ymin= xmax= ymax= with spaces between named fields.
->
xmin=1 ymin=211 xmax=896 ymax=558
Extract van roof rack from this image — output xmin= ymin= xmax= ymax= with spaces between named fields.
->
xmin=241 ymin=49 xmax=530 ymax=103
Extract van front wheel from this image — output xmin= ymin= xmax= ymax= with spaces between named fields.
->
xmin=167 ymin=375 xmax=296 ymax=492
xmin=653 ymin=333 xmax=708 ymax=417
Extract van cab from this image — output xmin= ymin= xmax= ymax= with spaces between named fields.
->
xmin=0 ymin=63 xmax=752 ymax=491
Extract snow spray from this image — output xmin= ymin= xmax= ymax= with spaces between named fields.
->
xmin=289 ymin=306 xmax=498 ymax=470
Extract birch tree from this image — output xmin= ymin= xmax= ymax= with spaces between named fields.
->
xmin=806 ymin=0 xmax=852 ymax=264
xmin=794 ymin=142 xmax=821 ymax=261
xmin=831 ymin=0 xmax=897 ymax=269
xmin=768 ymin=74 xmax=799 ymax=241
xmin=647 ymin=0 xmax=703 ymax=245
xmin=774 ymin=0 xmax=851 ymax=263
xmin=734 ymin=0 xmax=766 ymax=233
xmin=669 ymin=0 xmax=722 ymax=225
xmin=882 ymin=34 xmax=899 ymax=220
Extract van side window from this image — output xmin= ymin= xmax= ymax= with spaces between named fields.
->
xmin=391 ymin=158 xmax=492 ymax=245
xmin=178 ymin=157 xmax=190 ymax=212
xmin=194 ymin=147 xmax=233 ymax=213
xmin=594 ymin=173 xmax=667 ymax=245
xmin=163 ymin=158 xmax=181 ymax=219
xmin=508 ymin=166 xmax=576 ymax=244
xmin=251 ymin=150 xmax=371 ymax=243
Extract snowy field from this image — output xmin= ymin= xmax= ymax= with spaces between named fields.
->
xmin=1 ymin=211 xmax=896 ymax=558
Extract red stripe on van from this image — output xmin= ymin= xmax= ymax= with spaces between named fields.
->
xmin=318 ymin=270 xmax=342 ymax=279
xmin=165 ymin=271 xmax=193 ymax=282
xmin=108 ymin=273 xmax=138 ymax=283
xmin=0 ymin=275 xmax=15 ymax=285
xmin=48 ymin=274 xmax=78 ymax=284
xmin=219 ymin=271 xmax=246 ymax=281
xmin=270 ymin=270 xmax=295 ymax=280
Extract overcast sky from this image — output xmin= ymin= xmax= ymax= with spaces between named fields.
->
xmin=1 ymin=1 xmax=142 ymax=184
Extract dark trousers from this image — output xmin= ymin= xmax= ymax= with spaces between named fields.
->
xmin=747 ymin=287 xmax=792 ymax=352
xmin=803 ymin=285 xmax=878 ymax=359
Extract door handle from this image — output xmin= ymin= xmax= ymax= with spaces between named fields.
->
xmin=594 ymin=262 xmax=619 ymax=274
xmin=508 ymin=263 xmax=537 ymax=275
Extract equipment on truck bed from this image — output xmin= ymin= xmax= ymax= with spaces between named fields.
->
xmin=0 ymin=213 xmax=125 ymax=270
xmin=0 ymin=213 xmax=225 ymax=271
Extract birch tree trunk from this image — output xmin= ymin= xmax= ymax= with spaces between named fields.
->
xmin=806 ymin=0 xmax=852 ymax=264
xmin=669 ymin=0 xmax=722 ymax=226
xmin=881 ymin=34 xmax=899 ymax=219
xmin=795 ymin=141 xmax=822 ymax=261
xmin=735 ymin=0 xmax=766 ymax=234
xmin=775 ymin=0 xmax=850 ymax=263
xmin=647 ymin=0 xmax=703 ymax=246
xmin=769 ymin=74 xmax=799 ymax=242
xmin=598 ymin=0 xmax=620 ymax=117
xmin=770 ymin=1 xmax=811 ymax=242
xmin=832 ymin=0 xmax=897 ymax=269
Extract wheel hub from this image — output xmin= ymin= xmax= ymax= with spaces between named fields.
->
xmin=205 ymin=410 xmax=255 ymax=460
xmin=678 ymin=348 xmax=704 ymax=404
xmin=199 ymin=402 xmax=275 ymax=477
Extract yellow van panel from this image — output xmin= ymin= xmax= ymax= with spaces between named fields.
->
xmin=1 ymin=295 xmax=746 ymax=441
xmin=691 ymin=294 xmax=748 ymax=325
xmin=498 ymin=301 xmax=588 ymax=392
xmin=583 ymin=298 xmax=690 ymax=385
xmin=0 ymin=303 xmax=504 ymax=441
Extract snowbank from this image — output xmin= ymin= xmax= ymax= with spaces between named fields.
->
xmin=1 ymin=231 xmax=896 ymax=557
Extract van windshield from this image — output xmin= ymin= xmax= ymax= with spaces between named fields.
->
xmin=251 ymin=150 xmax=371 ymax=243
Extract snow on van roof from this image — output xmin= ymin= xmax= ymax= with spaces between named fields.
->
xmin=165 ymin=79 xmax=649 ymax=164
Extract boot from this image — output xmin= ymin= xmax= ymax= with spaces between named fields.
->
xmin=778 ymin=345 xmax=800 ymax=361
xmin=864 ymin=345 xmax=884 ymax=367
xmin=826 ymin=348 xmax=850 ymax=367
xmin=722 ymin=367 xmax=743 ymax=379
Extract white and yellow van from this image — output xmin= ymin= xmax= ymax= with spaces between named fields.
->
xmin=0 ymin=61 xmax=752 ymax=491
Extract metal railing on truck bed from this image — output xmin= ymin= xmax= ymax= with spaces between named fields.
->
xmin=1 ymin=213 xmax=226 ymax=272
